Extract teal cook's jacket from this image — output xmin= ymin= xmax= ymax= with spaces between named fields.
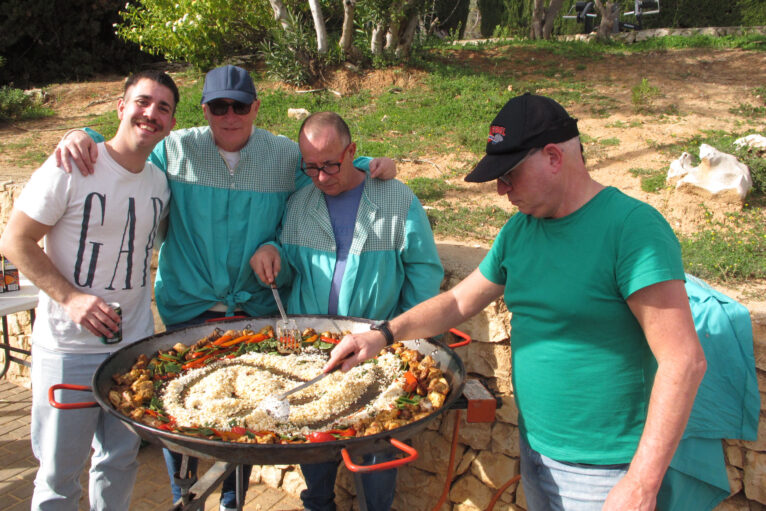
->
xmin=269 ymin=175 xmax=443 ymax=320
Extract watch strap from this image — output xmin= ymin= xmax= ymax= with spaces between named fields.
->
xmin=371 ymin=321 xmax=395 ymax=346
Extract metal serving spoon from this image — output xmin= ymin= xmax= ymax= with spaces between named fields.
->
xmin=261 ymin=365 xmax=342 ymax=421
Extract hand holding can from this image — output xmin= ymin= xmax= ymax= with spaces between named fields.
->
xmin=100 ymin=302 xmax=122 ymax=344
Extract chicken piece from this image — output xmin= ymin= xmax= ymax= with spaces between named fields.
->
xmin=134 ymin=354 xmax=149 ymax=370
xmin=131 ymin=379 xmax=154 ymax=404
xmin=364 ymin=421 xmax=383 ymax=436
xmin=384 ymin=419 xmax=405 ymax=431
xmin=172 ymin=342 xmax=188 ymax=353
xmin=108 ymin=390 xmax=122 ymax=408
xmin=420 ymin=355 xmax=436 ymax=370
xmin=302 ymin=328 xmax=317 ymax=338
xmin=255 ymin=432 xmax=278 ymax=444
xmin=427 ymin=377 xmax=449 ymax=395
xmin=129 ymin=408 xmax=145 ymax=420
xmin=427 ymin=391 xmax=446 ymax=408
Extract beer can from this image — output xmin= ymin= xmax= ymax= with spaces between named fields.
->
xmin=100 ymin=302 xmax=122 ymax=344
xmin=3 ymin=259 xmax=20 ymax=292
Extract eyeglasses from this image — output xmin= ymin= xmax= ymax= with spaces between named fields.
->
xmin=207 ymin=99 xmax=253 ymax=116
xmin=496 ymin=148 xmax=540 ymax=186
xmin=300 ymin=143 xmax=351 ymax=177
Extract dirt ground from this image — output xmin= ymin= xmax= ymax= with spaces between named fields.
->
xmin=1 ymin=46 xmax=764 ymax=305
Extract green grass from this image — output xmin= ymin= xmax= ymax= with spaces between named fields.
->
xmin=680 ymin=208 xmax=766 ymax=282
xmin=628 ymin=167 xmax=668 ymax=193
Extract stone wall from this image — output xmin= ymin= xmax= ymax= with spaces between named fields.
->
xmin=1 ymin=181 xmax=764 ymax=510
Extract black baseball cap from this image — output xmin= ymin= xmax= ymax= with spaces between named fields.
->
xmin=465 ymin=93 xmax=579 ymax=183
xmin=200 ymin=65 xmax=257 ymax=105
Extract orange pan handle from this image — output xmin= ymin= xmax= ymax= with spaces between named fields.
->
xmin=48 ymin=384 xmax=98 ymax=409
xmin=341 ymin=438 xmax=418 ymax=473
xmin=447 ymin=328 xmax=472 ymax=348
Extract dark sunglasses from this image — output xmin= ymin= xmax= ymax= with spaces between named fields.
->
xmin=207 ymin=99 xmax=253 ymax=116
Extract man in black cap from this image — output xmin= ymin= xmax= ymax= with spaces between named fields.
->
xmin=54 ymin=64 xmax=396 ymax=511
xmin=327 ymin=93 xmax=707 ymax=510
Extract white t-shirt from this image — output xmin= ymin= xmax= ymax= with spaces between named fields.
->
xmin=16 ymin=143 xmax=170 ymax=353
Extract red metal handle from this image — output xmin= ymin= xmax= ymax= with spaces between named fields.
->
xmin=48 ymin=384 xmax=98 ymax=409
xmin=341 ymin=438 xmax=418 ymax=473
xmin=205 ymin=315 xmax=249 ymax=323
xmin=447 ymin=328 xmax=472 ymax=348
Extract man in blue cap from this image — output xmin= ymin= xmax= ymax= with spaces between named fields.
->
xmin=327 ymin=93 xmax=707 ymax=511
xmin=55 ymin=64 xmax=396 ymax=511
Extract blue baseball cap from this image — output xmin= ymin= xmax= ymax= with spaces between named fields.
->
xmin=200 ymin=65 xmax=257 ymax=105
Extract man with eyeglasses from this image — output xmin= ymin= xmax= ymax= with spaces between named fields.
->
xmin=54 ymin=65 xmax=396 ymax=511
xmin=250 ymin=111 xmax=443 ymax=511
xmin=325 ymin=93 xmax=707 ymax=511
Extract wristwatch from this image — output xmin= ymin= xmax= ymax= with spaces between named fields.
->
xmin=370 ymin=320 xmax=395 ymax=346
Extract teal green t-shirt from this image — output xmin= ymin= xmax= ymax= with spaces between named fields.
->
xmin=479 ymin=186 xmax=684 ymax=464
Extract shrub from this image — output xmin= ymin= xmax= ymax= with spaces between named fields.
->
xmin=0 ymin=86 xmax=52 ymax=122
xmin=117 ymin=0 xmax=274 ymax=70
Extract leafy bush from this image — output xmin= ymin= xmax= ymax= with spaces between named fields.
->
xmin=117 ymin=0 xmax=274 ymax=70
xmin=0 ymin=86 xmax=52 ymax=122
xmin=259 ymin=11 xmax=331 ymax=86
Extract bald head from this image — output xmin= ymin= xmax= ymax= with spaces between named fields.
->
xmin=299 ymin=112 xmax=352 ymax=147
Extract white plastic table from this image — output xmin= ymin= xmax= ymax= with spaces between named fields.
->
xmin=0 ymin=277 xmax=38 ymax=377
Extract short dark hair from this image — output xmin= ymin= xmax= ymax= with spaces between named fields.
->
xmin=299 ymin=111 xmax=352 ymax=146
xmin=124 ymin=70 xmax=180 ymax=113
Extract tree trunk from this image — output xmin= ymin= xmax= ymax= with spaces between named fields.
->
xmin=339 ymin=0 xmax=356 ymax=54
xmin=464 ymin=0 xmax=483 ymax=39
xmin=371 ymin=24 xmax=387 ymax=55
xmin=307 ymin=0 xmax=328 ymax=54
xmin=541 ymin=0 xmax=565 ymax=39
xmin=395 ymin=11 xmax=420 ymax=57
xmin=268 ymin=0 xmax=291 ymax=30
xmin=594 ymin=0 xmax=616 ymax=40
xmin=530 ymin=0 xmax=544 ymax=39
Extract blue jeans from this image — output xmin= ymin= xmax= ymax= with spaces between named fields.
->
xmin=300 ymin=452 xmax=397 ymax=511
xmin=519 ymin=436 xmax=629 ymax=511
xmin=163 ymin=311 xmax=252 ymax=509
xmin=31 ymin=345 xmax=140 ymax=510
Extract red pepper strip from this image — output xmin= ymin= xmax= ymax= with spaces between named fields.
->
xmin=144 ymin=408 xmax=159 ymax=417
xmin=248 ymin=333 xmax=270 ymax=343
xmin=307 ymin=432 xmax=337 ymax=443
xmin=326 ymin=427 xmax=356 ymax=437
xmin=211 ymin=334 xmax=235 ymax=346
xmin=182 ymin=353 xmax=214 ymax=369
xmin=219 ymin=334 xmax=253 ymax=348
xmin=320 ymin=336 xmax=340 ymax=344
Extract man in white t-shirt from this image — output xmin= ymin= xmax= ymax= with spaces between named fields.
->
xmin=0 ymin=70 xmax=178 ymax=510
